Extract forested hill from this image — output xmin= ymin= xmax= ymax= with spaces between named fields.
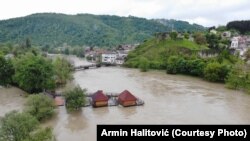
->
xmin=155 ymin=19 xmax=205 ymax=32
xmin=226 ymin=20 xmax=250 ymax=34
xmin=0 ymin=13 xmax=205 ymax=46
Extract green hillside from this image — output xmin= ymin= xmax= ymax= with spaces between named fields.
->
xmin=0 ymin=13 xmax=205 ymax=47
xmin=125 ymin=37 xmax=208 ymax=69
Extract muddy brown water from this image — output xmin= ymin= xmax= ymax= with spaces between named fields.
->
xmin=1 ymin=56 xmax=250 ymax=141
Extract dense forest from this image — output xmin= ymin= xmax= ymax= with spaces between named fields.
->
xmin=227 ymin=20 xmax=250 ymax=34
xmin=0 ymin=13 xmax=205 ymax=47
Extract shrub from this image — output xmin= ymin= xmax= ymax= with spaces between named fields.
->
xmin=226 ymin=62 xmax=248 ymax=90
xmin=166 ymin=56 xmax=184 ymax=74
xmin=0 ymin=53 xmax=14 ymax=86
xmin=139 ymin=57 xmax=149 ymax=72
xmin=26 ymin=94 xmax=55 ymax=121
xmin=0 ymin=111 xmax=38 ymax=141
xmin=186 ymin=59 xmax=205 ymax=76
xmin=64 ymin=86 xmax=86 ymax=111
xmin=204 ymin=62 xmax=230 ymax=82
xmin=0 ymin=111 xmax=54 ymax=141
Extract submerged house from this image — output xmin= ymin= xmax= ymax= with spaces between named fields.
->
xmin=118 ymin=90 xmax=137 ymax=107
xmin=92 ymin=90 xmax=109 ymax=107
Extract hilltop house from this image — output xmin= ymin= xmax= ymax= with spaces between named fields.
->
xmin=221 ymin=31 xmax=231 ymax=38
xmin=230 ymin=36 xmax=250 ymax=56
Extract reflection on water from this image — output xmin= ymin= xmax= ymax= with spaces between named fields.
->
xmin=65 ymin=110 xmax=88 ymax=131
xmin=1 ymin=57 xmax=250 ymax=141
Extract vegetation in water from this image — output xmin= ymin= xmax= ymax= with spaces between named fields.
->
xmin=0 ymin=111 xmax=54 ymax=141
xmin=63 ymin=86 xmax=87 ymax=111
xmin=25 ymin=94 xmax=55 ymax=121
xmin=12 ymin=53 xmax=55 ymax=93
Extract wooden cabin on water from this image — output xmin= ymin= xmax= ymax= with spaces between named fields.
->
xmin=118 ymin=90 xmax=137 ymax=107
xmin=92 ymin=90 xmax=108 ymax=107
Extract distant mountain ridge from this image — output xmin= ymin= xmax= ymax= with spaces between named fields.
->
xmin=0 ymin=13 xmax=205 ymax=46
xmin=154 ymin=19 xmax=205 ymax=32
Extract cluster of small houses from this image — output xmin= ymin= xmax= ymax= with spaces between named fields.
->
xmin=210 ymin=29 xmax=250 ymax=58
xmin=53 ymin=90 xmax=144 ymax=108
xmin=85 ymin=44 xmax=138 ymax=65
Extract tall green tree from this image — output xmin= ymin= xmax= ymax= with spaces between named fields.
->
xmin=205 ymin=33 xmax=220 ymax=49
xmin=170 ymin=32 xmax=178 ymax=40
xmin=53 ymin=57 xmax=72 ymax=85
xmin=0 ymin=53 xmax=14 ymax=86
xmin=64 ymin=86 xmax=86 ymax=111
xmin=26 ymin=94 xmax=55 ymax=121
xmin=13 ymin=53 xmax=55 ymax=93
xmin=193 ymin=32 xmax=207 ymax=45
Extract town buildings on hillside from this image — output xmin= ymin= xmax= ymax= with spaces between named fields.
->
xmin=230 ymin=35 xmax=250 ymax=57
xmin=85 ymin=44 xmax=138 ymax=65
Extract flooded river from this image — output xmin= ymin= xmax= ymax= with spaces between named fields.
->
xmin=1 ymin=56 xmax=250 ymax=140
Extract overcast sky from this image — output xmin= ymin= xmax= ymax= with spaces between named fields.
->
xmin=0 ymin=0 xmax=249 ymax=27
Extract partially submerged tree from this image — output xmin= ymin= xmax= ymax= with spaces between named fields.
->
xmin=0 ymin=53 xmax=14 ymax=86
xmin=13 ymin=53 xmax=55 ymax=93
xmin=53 ymin=57 xmax=72 ymax=85
xmin=26 ymin=94 xmax=55 ymax=121
xmin=0 ymin=111 xmax=54 ymax=141
xmin=64 ymin=86 xmax=86 ymax=111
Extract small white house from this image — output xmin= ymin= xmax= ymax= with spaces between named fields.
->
xmin=230 ymin=37 xmax=239 ymax=49
xmin=101 ymin=52 xmax=117 ymax=64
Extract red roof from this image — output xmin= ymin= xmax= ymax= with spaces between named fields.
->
xmin=92 ymin=90 xmax=108 ymax=102
xmin=54 ymin=96 xmax=64 ymax=106
xmin=118 ymin=90 xmax=137 ymax=101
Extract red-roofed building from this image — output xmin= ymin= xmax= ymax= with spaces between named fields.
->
xmin=92 ymin=90 xmax=108 ymax=107
xmin=118 ymin=90 xmax=137 ymax=107
xmin=54 ymin=96 xmax=64 ymax=106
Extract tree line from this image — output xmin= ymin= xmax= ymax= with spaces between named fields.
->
xmin=0 ymin=42 xmax=72 ymax=93
xmin=227 ymin=20 xmax=250 ymax=34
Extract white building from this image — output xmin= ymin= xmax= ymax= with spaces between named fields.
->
xmin=230 ymin=37 xmax=239 ymax=49
xmin=230 ymin=36 xmax=250 ymax=57
xmin=101 ymin=52 xmax=117 ymax=64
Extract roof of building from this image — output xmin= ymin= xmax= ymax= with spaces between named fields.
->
xmin=54 ymin=96 xmax=64 ymax=106
xmin=118 ymin=90 xmax=137 ymax=101
xmin=92 ymin=90 xmax=108 ymax=102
